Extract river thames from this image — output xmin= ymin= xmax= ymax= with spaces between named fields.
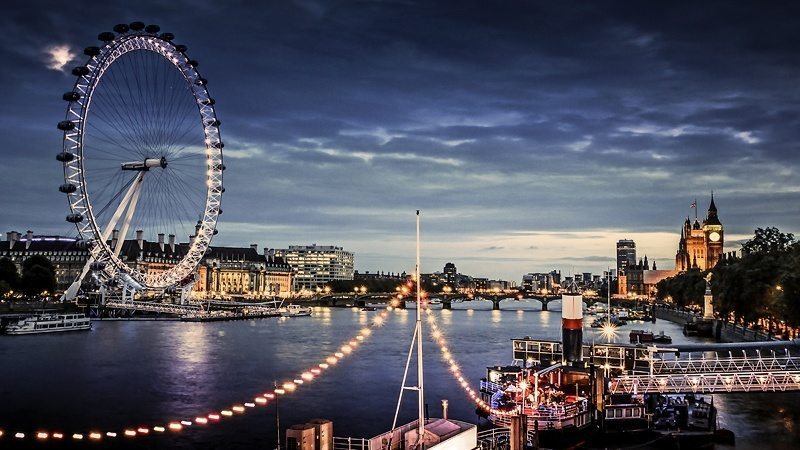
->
xmin=1 ymin=300 xmax=799 ymax=449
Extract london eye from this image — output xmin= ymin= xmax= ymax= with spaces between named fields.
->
xmin=57 ymin=22 xmax=224 ymax=299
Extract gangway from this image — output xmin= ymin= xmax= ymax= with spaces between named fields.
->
xmin=611 ymin=339 xmax=800 ymax=394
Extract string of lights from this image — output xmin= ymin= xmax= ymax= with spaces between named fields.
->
xmin=422 ymin=307 xmax=515 ymax=418
xmin=0 ymin=307 xmax=393 ymax=443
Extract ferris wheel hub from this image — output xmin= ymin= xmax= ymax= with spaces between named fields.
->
xmin=121 ymin=157 xmax=168 ymax=171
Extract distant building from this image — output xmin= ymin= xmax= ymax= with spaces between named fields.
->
xmin=1 ymin=230 xmax=292 ymax=298
xmin=1 ymin=231 xmax=88 ymax=292
xmin=624 ymin=256 xmax=676 ymax=299
xmin=616 ymin=239 xmax=637 ymax=277
xmin=521 ymin=271 xmax=559 ymax=293
xmin=273 ymin=244 xmax=354 ymax=291
xmin=354 ymin=270 xmax=406 ymax=281
xmin=675 ymin=194 xmax=724 ymax=271
xmin=196 ymin=245 xmax=292 ymax=299
xmin=443 ymin=262 xmax=457 ymax=287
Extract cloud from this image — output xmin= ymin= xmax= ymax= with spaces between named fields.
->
xmin=479 ymin=246 xmax=504 ymax=252
xmin=45 ymin=45 xmax=75 ymax=71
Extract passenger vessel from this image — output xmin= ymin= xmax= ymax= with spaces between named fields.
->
xmin=4 ymin=313 xmax=91 ymax=335
xmin=280 ymin=304 xmax=313 ymax=317
xmin=479 ymin=336 xmax=719 ymax=448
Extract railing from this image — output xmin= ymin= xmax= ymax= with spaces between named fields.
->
xmin=610 ymin=370 xmax=800 ymax=394
xmin=652 ymin=354 xmax=800 ymax=374
xmin=476 ymin=428 xmax=538 ymax=450
xmin=104 ymin=301 xmax=200 ymax=315
xmin=332 ymin=436 xmax=369 ymax=450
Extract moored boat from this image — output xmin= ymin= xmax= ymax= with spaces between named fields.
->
xmin=280 ymin=304 xmax=313 ymax=317
xmin=4 ymin=313 xmax=91 ymax=335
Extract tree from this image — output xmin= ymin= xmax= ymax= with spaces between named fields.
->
xmin=20 ymin=265 xmax=57 ymax=296
xmin=713 ymin=227 xmax=793 ymax=326
xmin=0 ymin=257 xmax=19 ymax=289
xmin=20 ymin=255 xmax=57 ymax=297
xmin=22 ymin=255 xmax=55 ymax=275
xmin=0 ymin=280 xmax=12 ymax=298
xmin=741 ymin=227 xmax=795 ymax=255
xmin=655 ymin=269 xmax=706 ymax=307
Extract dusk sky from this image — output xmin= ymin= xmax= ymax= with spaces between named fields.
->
xmin=2 ymin=1 xmax=799 ymax=281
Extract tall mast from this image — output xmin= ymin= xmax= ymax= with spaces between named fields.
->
xmin=416 ymin=209 xmax=425 ymax=443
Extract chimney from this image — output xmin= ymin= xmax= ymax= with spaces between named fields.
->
xmin=442 ymin=399 xmax=449 ymax=420
xmin=7 ymin=230 xmax=18 ymax=250
xmin=158 ymin=233 xmax=165 ymax=252
xmin=136 ymin=230 xmax=144 ymax=250
xmin=250 ymin=243 xmax=258 ymax=251
xmin=168 ymin=234 xmax=176 ymax=253
xmin=111 ymin=229 xmax=119 ymax=249
xmin=25 ymin=230 xmax=33 ymax=250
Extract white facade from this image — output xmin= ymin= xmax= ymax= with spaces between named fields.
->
xmin=273 ymin=245 xmax=354 ymax=291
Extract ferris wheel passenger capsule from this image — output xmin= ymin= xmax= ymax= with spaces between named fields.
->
xmin=59 ymin=183 xmax=77 ymax=194
xmin=84 ymin=46 xmax=101 ymax=56
xmin=71 ymin=66 xmax=90 ymax=77
xmin=98 ymin=32 xmax=115 ymax=42
xmin=63 ymin=92 xmax=81 ymax=102
xmin=113 ymin=24 xmax=129 ymax=34
xmin=66 ymin=213 xmax=83 ymax=223
xmin=57 ymin=121 xmax=75 ymax=131
xmin=56 ymin=152 xmax=75 ymax=162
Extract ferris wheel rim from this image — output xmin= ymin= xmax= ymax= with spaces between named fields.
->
xmin=58 ymin=26 xmax=224 ymax=290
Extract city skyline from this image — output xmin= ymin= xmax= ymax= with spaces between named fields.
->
xmin=2 ymin=1 xmax=799 ymax=281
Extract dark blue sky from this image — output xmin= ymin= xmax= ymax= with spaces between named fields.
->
xmin=2 ymin=1 xmax=799 ymax=280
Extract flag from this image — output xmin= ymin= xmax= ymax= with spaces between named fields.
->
xmin=690 ymin=200 xmax=697 ymax=209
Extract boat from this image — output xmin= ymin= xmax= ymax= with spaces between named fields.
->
xmin=360 ymin=306 xmax=377 ymax=311
xmin=480 ymin=336 xmax=720 ymax=448
xmin=4 ymin=313 xmax=91 ymax=335
xmin=630 ymin=329 xmax=654 ymax=343
xmin=652 ymin=330 xmax=672 ymax=344
xmin=280 ymin=304 xmax=312 ymax=317
xmin=684 ymin=316 xmax=714 ymax=337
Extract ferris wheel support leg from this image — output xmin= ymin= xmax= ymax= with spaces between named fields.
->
xmin=180 ymin=281 xmax=196 ymax=305
xmin=113 ymin=173 xmax=145 ymax=257
xmin=92 ymin=171 xmax=147 ymax=248
xmin=60 ymin=254 xmax=97 ymax=302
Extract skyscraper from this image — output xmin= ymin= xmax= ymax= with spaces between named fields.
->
xmin=616 ymin=239 xmax=637 ymax=276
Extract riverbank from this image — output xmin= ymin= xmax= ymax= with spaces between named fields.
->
xmin=655 ymin=306 xmax=781 ymax=343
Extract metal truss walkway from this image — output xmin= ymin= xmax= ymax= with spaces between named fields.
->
xmin=610 ymin=340 xmax=800 ymax=394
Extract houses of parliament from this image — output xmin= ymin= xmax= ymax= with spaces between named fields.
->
xmin=674 ymin=194 xmax=724 ymax=271
xmin=619 ymin=194 xmax=724 ymax=297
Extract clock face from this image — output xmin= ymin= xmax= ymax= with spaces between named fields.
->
xmin=709 ymin=231 xmax=721 ymax=242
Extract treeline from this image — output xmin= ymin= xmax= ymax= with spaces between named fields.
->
xmin=0 ymin=255 xmax=58 ymax=298
xmin=656 ymin=227 xmax=800 ymax=328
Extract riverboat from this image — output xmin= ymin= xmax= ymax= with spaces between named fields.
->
xmin=280 ymin=304 xmax=313 ymax=317
xmin=479 ymin=336 xmax=720 ymax=448
xmin=4 ymin=313 xmax=91 ymax=335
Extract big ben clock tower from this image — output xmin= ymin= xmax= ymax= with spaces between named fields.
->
xmin=703 ymin=193 xmax=723 ymax=269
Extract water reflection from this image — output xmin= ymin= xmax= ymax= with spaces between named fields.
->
xmin=1 ymin=307 xmax=799 ymax=448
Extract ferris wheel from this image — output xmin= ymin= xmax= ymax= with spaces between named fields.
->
xmin=57 ymin=22 xmax=224 ymax=299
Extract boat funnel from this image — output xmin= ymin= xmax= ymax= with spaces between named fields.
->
xmin=561 ymin=282 xmax=583 ymax=364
